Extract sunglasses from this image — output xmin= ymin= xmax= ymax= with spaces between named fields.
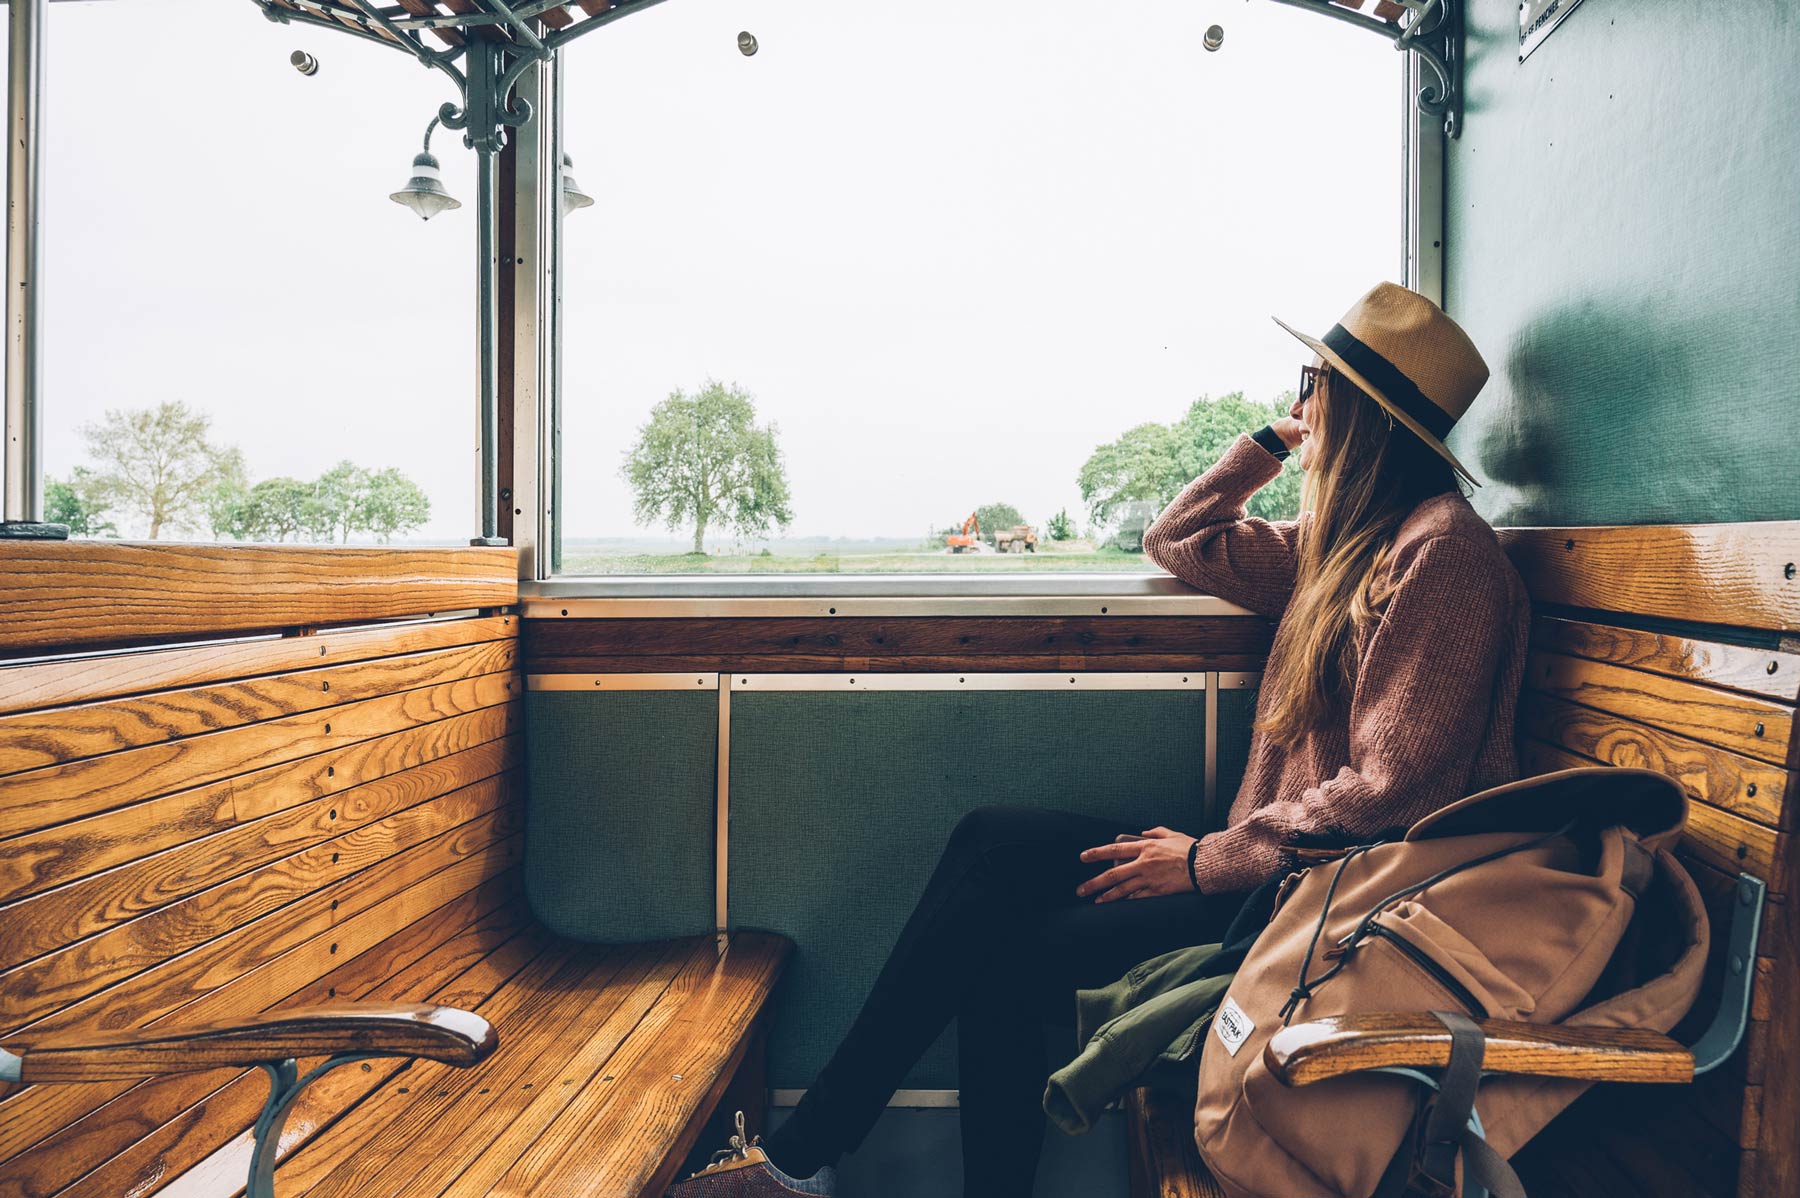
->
xmin=1298 ymin=364 xmax=1326 ymax=404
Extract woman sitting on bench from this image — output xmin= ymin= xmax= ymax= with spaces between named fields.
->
xmin=666 ymin=282 xmax=1534 ymax=1198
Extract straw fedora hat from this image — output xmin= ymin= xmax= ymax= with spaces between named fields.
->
xmin=1273 ymin=282 xmax=1489 ymax=486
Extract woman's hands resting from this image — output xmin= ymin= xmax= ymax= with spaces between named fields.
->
xmin=1074 ymin=827 xmax=1199 ymax=902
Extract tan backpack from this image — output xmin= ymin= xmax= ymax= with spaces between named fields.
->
xmin=1193 ymin=767 xmax=1710 ymax=1198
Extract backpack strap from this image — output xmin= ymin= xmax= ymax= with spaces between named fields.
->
xmin=1375 ymin=1012 xmax=1529 ymax=1198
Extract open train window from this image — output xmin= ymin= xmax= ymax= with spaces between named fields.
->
xmin=550 ymin=0 xmax=1408 ymax=580
xmin=18 ymin=0 xmax=475 ymax=546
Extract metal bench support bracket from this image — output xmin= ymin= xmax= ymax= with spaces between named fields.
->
xmin=247 ymin=1053 xmax=383 ymax=1198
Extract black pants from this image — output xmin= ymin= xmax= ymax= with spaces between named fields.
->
xmin=767 ymin=804 xmax=1247 ymax=1197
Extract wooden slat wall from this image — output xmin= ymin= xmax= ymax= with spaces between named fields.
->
xmin=0 ymin=582 xmax=523 ymax=1198
xmin=0 ymin=542 xmax=518 ymax=654
xmin=1504 ymin=532 xmax=1800 ymax=1198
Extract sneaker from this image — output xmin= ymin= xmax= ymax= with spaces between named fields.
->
xmin=664 ymin=1110 xmax=838 ymax=1197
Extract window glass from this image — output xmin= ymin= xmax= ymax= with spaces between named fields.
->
xmin=556 ymin=0 xmax=1401 ymax=576
xmin=25 ymin=0 xmax=474 ymax=544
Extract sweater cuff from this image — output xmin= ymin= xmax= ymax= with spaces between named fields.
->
xmin=1249 ymin=424 xmax=1290 ymax=461
xmin=1189 ymin=821 xmax=1295 ymax=895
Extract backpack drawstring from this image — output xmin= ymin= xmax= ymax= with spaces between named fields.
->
xmin=1279 ymin=819 xmax=1580 ymax=1026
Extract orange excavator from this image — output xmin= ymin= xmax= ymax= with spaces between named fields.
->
xmin=945 ymin=511 xmax=981 ymax=553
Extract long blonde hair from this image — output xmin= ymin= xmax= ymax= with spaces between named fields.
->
xmin=1255 ymin=367 xmax=1462 ymax=749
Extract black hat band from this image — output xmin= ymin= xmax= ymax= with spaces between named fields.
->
xmin=1322 ymin=323 xmax=1456 ymax=441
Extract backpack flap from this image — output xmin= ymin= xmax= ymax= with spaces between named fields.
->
xmin=1406 ymin=767 xmax=1688 ymax=853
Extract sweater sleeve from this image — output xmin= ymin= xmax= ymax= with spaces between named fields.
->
xmin=1141 ymin=434 xmax=1299 ymax=619
xmin=1189 ymin=533 xmax=1517 ymax=894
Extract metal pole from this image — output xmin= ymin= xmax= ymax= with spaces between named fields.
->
xmin=473 ymin=136 xmax=504 ymax=546
xmin=2 ymin=0 xmax=61 ymax=539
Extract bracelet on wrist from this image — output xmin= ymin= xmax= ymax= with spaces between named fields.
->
xmin=1187 ymin=839 xmax=1203 ymax=892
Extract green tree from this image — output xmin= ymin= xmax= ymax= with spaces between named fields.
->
xmin=974 ymin=502 xmax=1025 ymax=545
xmin=361 ymin=468 xmax=432 ymax=542
xmin=43 ymin=468 xmax=116 ymax=537
xmin=1078 ymin=391 xmax=1302 ymax=548
xmin=308 ymin=461 xmax=370 ymax=544
xmin=622 ymin=381 xmax=793 ymax=553
xmin=202 ymin=448 xmax=252 ymax=541
xmin=249 ymin=478 xmax=316 ymax=542
xmin=1046 ymin=507 xmax=1074 ymax=541
xmin=81 ymin=401 xmax=240 ymax=539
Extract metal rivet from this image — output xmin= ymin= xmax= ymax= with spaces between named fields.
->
xmin=1747 ymin=783 xmax=1759 ymax=797
xmin=1730 ymin=957 xmax=1745 ymax=975
xmin=331 ymin=899 xmax=339 ymax=910
xmin=327 ymin=766 xmax=335 ymax=778
xmin=1769 ymin=661 xmax=1781 ymax=675
xmin=561 ymin=609 xmax=569 ymax=616
xmin=328 ymin=987 xmax=336 ymax=997
xmin=332 ymin=852 xmax=340 ymax=863
xmin=362 ymin=1063 xmax=372 ymax=1073
xmin=523 ymin=1083 xmax=533 ymax=1089
xmin=1786 ymin=563 xmax=1797 ymax=580
xmin=1736 ymin=844 xmax=1749 ymax=860
xmin=603 ymin=1075 xmax=615 ymax=1082
xmin=329 ymin=809 xmax=337 ymax=820
xmin=672 ymin=1073 xmax=683 ymax=1081
xmin=737 ymin=30 xmax=758 ymax=55
xmin=829 ymin=607 xmax=837 ymax=615
xmin=1202 ymin=23 xmax=1224 ymax=51
xmin=322 ymin=681 xmax=330 ymax=692
xmin=324 ymin=723 xmax=332 ymax=734
xmin=330 ymin=942 xmax=338 ymax=953
xmin=1564 ymin=539 xmax=1575 ymax=550
xmin=1754 ymin=722 xmax=1765 ymax=737
xmin=1100 ymin=606 xmax=1109 ymax=614
xmin=320 ymin=647 xmax=327 ymax=656
xmin=399 ymin=1087 xmax=410 ymax=1094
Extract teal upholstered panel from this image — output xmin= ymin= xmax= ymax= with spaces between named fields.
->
xmin=523 ymin=690 xmax=717 ymax=942
xmin=726 ymin=689 xmax=1212 ymax=1090
xmin=1446 ymin=0 xmax=1800 ymax=525
xmin=1216 ymin=682 xmax=1260 ymax=812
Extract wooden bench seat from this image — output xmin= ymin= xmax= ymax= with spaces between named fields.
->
xmin=0 ymin=548 xmax=787 ymax=1198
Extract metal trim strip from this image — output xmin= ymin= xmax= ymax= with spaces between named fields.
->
xmin=1204 ymin=671 xmax=1220 ymax=829
xmin=770 ymin=1088 xmax=960 ymax=1109
xmin=527 ymin=674 xmax=719 ymax=691
xmin=1217 ymin=671 xmax=1264 ymax=689
xmin=523 ymin=594 xmax=1257 ymax=619
xmin=727 ymin=672 xmax=1207 ymax=692
xmin=715 ymin=674 xmax=731 ymax=932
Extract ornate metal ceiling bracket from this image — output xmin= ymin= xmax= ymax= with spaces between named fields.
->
xmin=1263 ymin=0 xmax=1464 ymax=138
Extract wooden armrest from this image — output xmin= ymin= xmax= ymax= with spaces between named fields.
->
xmin=1265 ymin=1012 xmax=1692 ymax=1087
xmin=0 ymin=1003 xmax=496 ymax=1083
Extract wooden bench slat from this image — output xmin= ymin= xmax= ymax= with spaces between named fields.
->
xmin=0 ymin=542 xmax=518 ymax=654
xmin=1500 ymin=522 xmax=1800 ymax=633
xmin=1533 ymin=616 xmax=1800 ymax=704
xmin=470 ymin=933 xmax=791 ymax=1198
xmin=0 ymin=638 xmax=518 ymax=776
xmin=0 ymin=703 xmax=519 ymax=903
xmin=0 ymin=672 xmax=516 ymax=839
xmin=0 ymin=614 xmax=516 ymax=718
xmin=1527 ymin=651 xmax=1792 ymax=767
xmin=1521 ymin=693 xmax=1787 ymax=827
xmin=0 ymin=737 xmax=521 ymax=971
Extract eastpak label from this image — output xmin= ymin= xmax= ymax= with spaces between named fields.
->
xmin=1215 ymin=995 xmax=1255 ymax=1057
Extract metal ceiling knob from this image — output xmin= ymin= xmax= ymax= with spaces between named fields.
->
xmin=737 ymin=30 xmax=758 ymax=56
xmin=1203 ymin=24 xmax=1225 ymax=52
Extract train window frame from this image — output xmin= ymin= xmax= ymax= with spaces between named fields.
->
xmin=512 ymin=42 xmax=1445 ymax=607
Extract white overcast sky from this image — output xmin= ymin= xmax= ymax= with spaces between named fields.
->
xmin=18 ymin=0 xmax=1400 ymax=544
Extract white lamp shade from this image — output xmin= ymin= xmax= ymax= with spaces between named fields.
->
xmin=391 ymin=152 xmax=461 ymax=220
xmin=561 ymin=152 xmax=595 ymax=216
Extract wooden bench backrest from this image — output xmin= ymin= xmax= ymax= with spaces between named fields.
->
xmin=1501 ymin=521 xmax=1800 ymax=1198
xmin=0 ymin=545 xmax=521 ymax=1198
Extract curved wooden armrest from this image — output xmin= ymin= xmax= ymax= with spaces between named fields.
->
xmin=0 ymin=1003 xmax=495 ymax=1083
xmin=1265 ymin=1013 xmax=1692 ymax=1087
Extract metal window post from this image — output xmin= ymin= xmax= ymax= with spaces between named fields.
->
xmin=2 ymin=0 xmax=62 ymax=540
xmin=468 ymin=41 xmax=507 ymax=548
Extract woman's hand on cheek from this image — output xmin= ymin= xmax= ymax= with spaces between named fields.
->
xmin=1075 ymin=828 xmax=1199 ymax=901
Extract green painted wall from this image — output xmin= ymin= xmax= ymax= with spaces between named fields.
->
xmin=726 ymin=689 xmax=1251 ymax=1089
xmin=1445 ymin=0 xmax=1800 ymax=526
xmin=524 ymin=691 xmax=718 ymax=942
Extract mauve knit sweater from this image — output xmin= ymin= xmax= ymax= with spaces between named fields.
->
xmin=1143 ymin=433 xmax=1532 ymax=894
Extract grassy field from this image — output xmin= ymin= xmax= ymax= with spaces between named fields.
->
xmin=559 ymin=542 xmax=1162 ymax=575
